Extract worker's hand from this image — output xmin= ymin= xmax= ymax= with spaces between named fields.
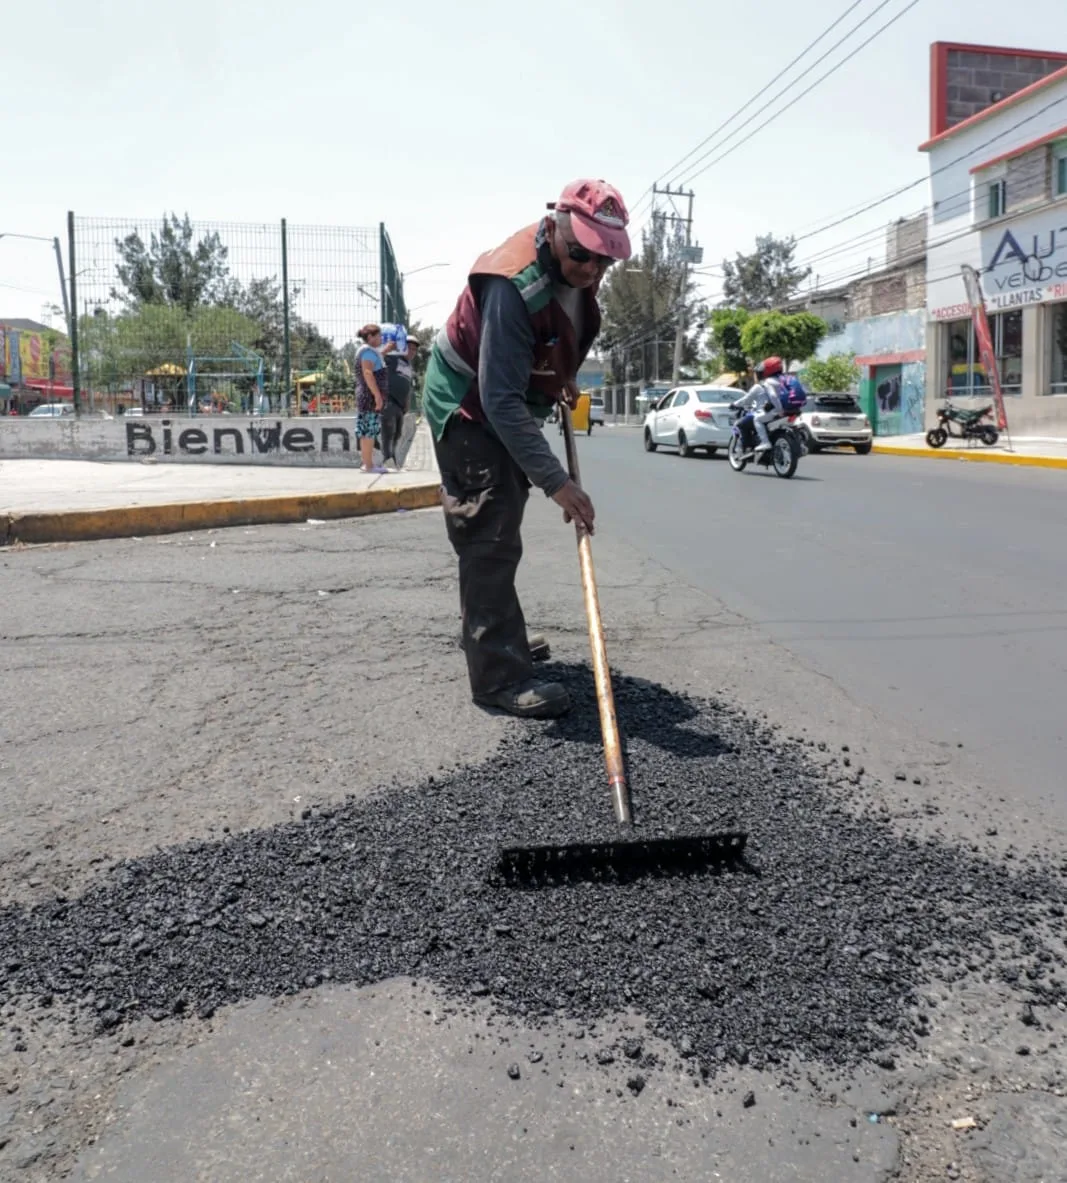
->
xmin=374 ymin=396 xmax=383 ymax=411
xmin=561 ymin=380 xmax=580 ymax=409
xmin=552 ymin=478 xmax=595 ymax=534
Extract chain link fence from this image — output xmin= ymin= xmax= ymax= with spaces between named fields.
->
xmin=69 ymin=213 xmax=406 ymax=417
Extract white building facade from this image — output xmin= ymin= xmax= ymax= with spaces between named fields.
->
xmin=923 ymin=50 xmax=1067 ymax=432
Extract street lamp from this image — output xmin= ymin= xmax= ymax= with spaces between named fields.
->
xmin=0 ymin=232 xmax=70 ymax=334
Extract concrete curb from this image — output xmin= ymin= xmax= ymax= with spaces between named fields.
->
xmin=1 ymin=481 xmax=442 ymax=546
xmin=872 ymin=443 xmax=1067 ymax=471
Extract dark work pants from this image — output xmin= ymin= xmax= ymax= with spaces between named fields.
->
xmin=380 ymin=402 xmax=406 ymax=462
xmin=434 ymin=416 xmax=533 ymax=698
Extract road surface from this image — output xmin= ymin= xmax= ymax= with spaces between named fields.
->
xmin=568 ymin=428 xmax=1067 ymax=816
xmin=3 ymin=445 xmax=1067 ymax=1183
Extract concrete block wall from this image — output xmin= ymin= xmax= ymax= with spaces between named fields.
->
xmin=0 ymin=414 xmax=436 ymax=470
xmin=848 ymin=260 xmax=927 ymax=321
xmin=945 ymin=50 xmax=1067 ymax=128
xmin=1006 ymin=146 xmax=1052 ymax=210
xmin=886 ymin=215 xmax=927 ymax=264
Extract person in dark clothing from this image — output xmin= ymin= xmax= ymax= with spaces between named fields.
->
xmin=382 ymin=337 xmax=416 ymax=469
xmin=422 ymin=179 xmax=632 ymax=719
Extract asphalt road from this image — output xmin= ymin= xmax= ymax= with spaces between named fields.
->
xmin=566 ymin=427 xmax=1067 ymax=816
xmin=5 ymin=447 xmax=1067 ymax=1182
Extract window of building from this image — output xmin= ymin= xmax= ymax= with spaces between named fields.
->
xmin=943 ymin=311 xmax=1023 ymax=398
xmin=988 ymin=177 xmax=1007 ymax=219
xmin=1051 ymin=303 xmax=1067 ymax=395
xmin=1056 ymin=143 xmax=1067 ymax=197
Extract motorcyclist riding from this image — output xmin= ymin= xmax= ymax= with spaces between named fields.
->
xmin=748 ymin=356 xmax=785 ymax=453
xmin=729 ymin=356 xmax=785 ymax=456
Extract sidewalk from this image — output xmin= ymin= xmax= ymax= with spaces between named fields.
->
xmin=1 ymin=424 xmax=441 ymax=545
xmin=872 ymin=432 xmax=1067 ymax=469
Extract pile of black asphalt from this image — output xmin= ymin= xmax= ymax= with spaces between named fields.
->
xmin=3 ymin=664 xmax=1065 ymax=1082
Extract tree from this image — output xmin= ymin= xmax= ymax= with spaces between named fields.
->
xmin=597 ymin=214 xmax=705 ymax=384
xmin=740 ymin=311 xmax=827 ymax=368
xmin=803 ymin=352 xmax=860 ymax=393
xmin=721 ymin=234 xmax=811 ymax=310
xmin=706 ymin=308 xmax=750 ymax=376
xmin=112 ymin=213 xmax=231 ymax=313
xmin=406 ymin=319 xmax=436 ymax=398
xmin=316 ymin=354 xmax=353 ymax=397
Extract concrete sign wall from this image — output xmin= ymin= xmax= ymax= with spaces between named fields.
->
xmin=0 ymin=415 xmax=408 ymax=467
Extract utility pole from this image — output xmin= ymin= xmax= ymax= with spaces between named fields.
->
xmin=652 ymin=185 xmax=699 ymax=385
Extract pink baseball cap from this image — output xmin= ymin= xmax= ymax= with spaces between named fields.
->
xmin=551 ymin=179 xmax=632 ymax=261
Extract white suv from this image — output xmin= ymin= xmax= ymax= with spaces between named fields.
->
xmin=589 ymin=396 xmax=605 ymax=429
xmin=796 ymin=392 xmax=872 ymax=454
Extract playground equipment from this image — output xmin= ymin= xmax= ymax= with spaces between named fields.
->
xmin=186 ymin=341 xmax=266 ymax=412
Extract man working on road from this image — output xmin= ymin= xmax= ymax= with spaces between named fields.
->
xmin=382 ymin=337 xmax=417 ymax=469
xmin=423 ymin=179 xmax=632 ymax=719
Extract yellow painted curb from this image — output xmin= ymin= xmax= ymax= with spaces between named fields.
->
xmin=3 ymin=482 xmax=442 ymax=546
xmin=872 ymin=444 xmax=1067 ymax=471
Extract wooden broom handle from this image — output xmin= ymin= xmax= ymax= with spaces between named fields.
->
xmin=560 ymin=403 xmax=631 ymax=826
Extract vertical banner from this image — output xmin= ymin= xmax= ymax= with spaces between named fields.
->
xmin=960 ymin=264 xmax=1009 ymax=432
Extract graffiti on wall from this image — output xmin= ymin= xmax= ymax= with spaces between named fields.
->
xmin=820 ymin=309 xmax=926 ymax=437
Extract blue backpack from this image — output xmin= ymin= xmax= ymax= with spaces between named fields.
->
xmin=777 ymin=374 xmax=808 ymax=413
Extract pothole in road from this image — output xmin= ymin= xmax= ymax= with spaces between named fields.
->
xmin=2 ymin=666 xmax=1065 ymax=1086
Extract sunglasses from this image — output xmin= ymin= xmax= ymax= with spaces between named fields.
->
xmin=562 ymin=236 xmax=615 ymax=269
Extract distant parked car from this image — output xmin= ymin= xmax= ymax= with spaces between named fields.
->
xmin=643 ymin=385 xmax=738 ymax=457
xmin=28 ymin=403 xmax=75 ymax=418
xmin=796 ymin=392 xmax=872 ymax=454
xmin=636 ymin=384 xmax=672 ymax=418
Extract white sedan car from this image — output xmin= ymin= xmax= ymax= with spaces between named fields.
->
xmin=28 ymin=402 xmax=75 ymax=418
xmin=642 ymin=385 xmax=738 ymax=457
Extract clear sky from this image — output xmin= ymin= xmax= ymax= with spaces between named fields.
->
xmin=3 ymin=0 xmax=1064 ymax=334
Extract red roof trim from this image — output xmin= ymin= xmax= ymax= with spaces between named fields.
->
xmin=856 ymin=350 xmax=926 ymax=368
xmin=930 ymin=43 xmax=948 ymax=141
xmin=969 ymin=124 xmax=1067 ymax=172
xmin=920 ymin=62 xmax=1067 ymax=151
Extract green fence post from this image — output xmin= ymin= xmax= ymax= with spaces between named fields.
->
xmin=281 ymin=218 xmax=291 ymax=416
xmin=67 ymin=211 xmax=81 ymax=417
xmin=379 ymin=222 xmax=388 ymax=323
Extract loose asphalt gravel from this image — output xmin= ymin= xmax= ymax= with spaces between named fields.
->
xmin=4 ymin=663 xmax=1066 ymax=1092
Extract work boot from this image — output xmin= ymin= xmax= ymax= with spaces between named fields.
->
xmin=474 ymin=678 xmax=570 ymax=719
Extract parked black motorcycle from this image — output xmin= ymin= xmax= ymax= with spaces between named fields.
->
xmin=926 ymin=402 xmax=999 ymax=448
xmin=727 ymin=405 xmax=803 ymax=478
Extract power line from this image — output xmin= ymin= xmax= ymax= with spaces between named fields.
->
xmin=668 ymin=0 xmax=904 ymax=188
xmin=673 ymin=0 xmax=923 ymax=189
xmin=662 ymin=0 xmax=873 ymax=190
xmin=789 ymin=92 xmax=1067 ymax=247
xmin=804 ymin=189 xmax=1067 ymax=295
xmin=627 ymin=0 xmax=889 ymax=227
xmin=710 ymin=91 xmax=1067 ymax=301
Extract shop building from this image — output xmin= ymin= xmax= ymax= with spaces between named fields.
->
xmin=923 ymin=43 xmax=1067 ymax=432
xmin=803 ymin=215 xmax=928 ymax=436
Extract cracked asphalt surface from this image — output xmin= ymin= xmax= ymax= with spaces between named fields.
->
xmin=3 ymin=441 xmax=1067 ymax=1181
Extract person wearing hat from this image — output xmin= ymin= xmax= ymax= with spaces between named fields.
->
xmin=423 ymin=179 xmax=632 ymax=719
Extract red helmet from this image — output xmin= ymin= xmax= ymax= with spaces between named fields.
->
xmin=758 ymin=356 xmax=784 ymax=378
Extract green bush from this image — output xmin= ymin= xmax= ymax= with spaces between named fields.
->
xmin=803 ymin=353 xmax=860 ymax=393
